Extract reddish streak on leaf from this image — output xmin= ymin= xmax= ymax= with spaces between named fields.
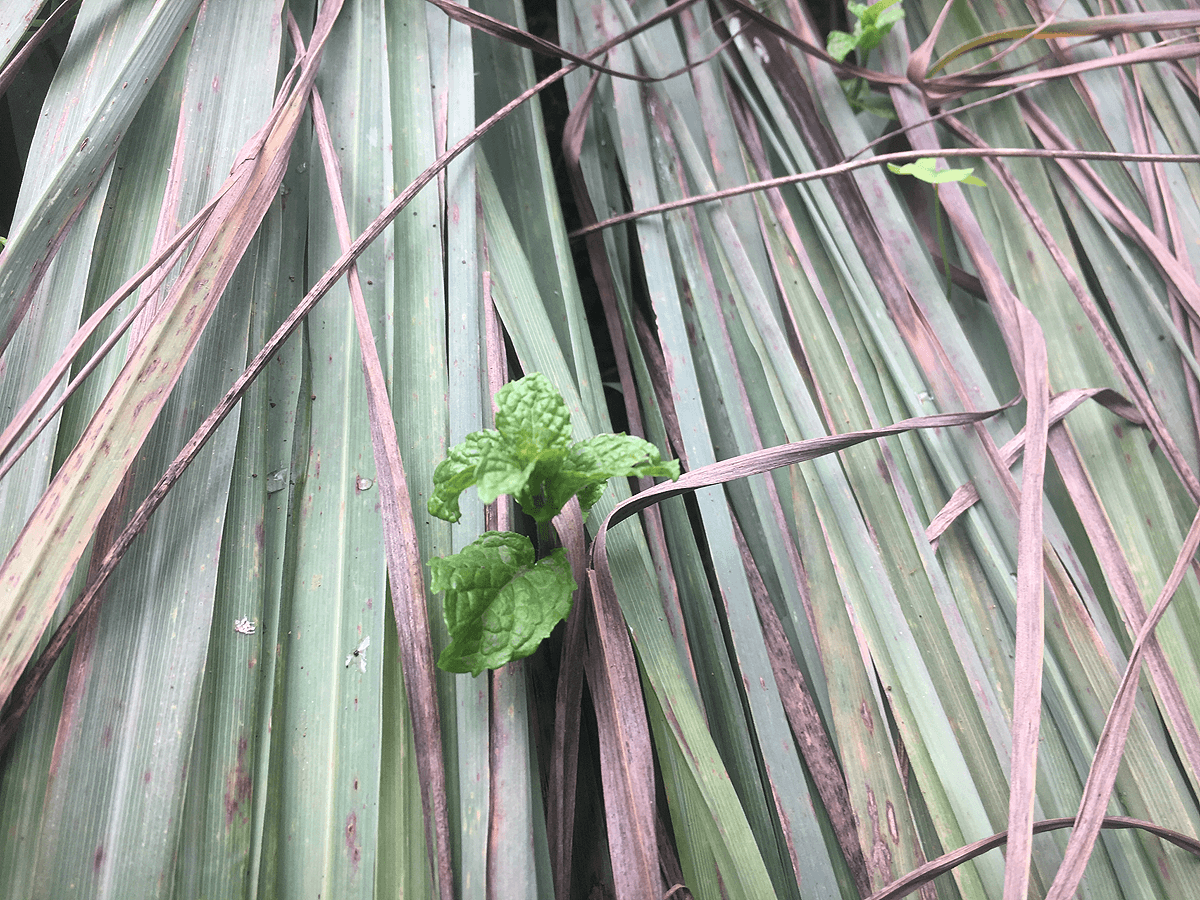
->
xmin=223 ymin=736 xmax=251 ymax=829
xmin=93 ymin=844 xmax=104 ymax=874
xmin=345 ymin=812 xmax=361 ymax=872
xmin=865 ymin=783 xmax=894 ymax=883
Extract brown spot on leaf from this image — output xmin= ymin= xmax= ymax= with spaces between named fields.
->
xmin=860 ymin=699 xmax=874 ymax=735
xmin=345 ymin=811 xmax=361 ymax=872
xmin=93 ymin=844 xmax=104 ymax=873
xmin=143 ymin=769 xmax=152 ymax=784
xmin=876 ymin=457 xmax=891 ymax=484
xmin=223 ymin=736 xmax=252 ymax=829
xmin=864 ymin=782 xmax=894 ymax=880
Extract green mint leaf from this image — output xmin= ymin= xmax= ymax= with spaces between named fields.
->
xmin=430 ymin=372 xmax=682 ymax=525
xmin=875 ymin=3 xmax=905 ymax=30
xmin=494 ymin=372 xmax=572 ymax=455
xmin=480 ymin=372 xmax=573 ymax=520
xmin=428 ymin=430 xmax=504 ymax=523
xmin=431 ymin=530 xmax=533 ymax=629
xmin=834 ymin=0 xmax=903 ymax=58
xmin=552 ymin=433 xmax=682 ymax=515
xmin=432 ymin=532 xmax=576 ymax=676
xmin=888 ymin=158 xmax=936 ymax=181
xmin=888 ymin=158 xmax=985 ymax=186
xmin=826 ymin=30 xmax=858 ymax=62
xmin=474 ymin=441 xmax=542 ymax=506
xmin=862 ymin=0 xmax=902 ymax=24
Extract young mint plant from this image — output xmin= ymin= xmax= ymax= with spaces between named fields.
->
xmin=827 ymin=0 xmax=905 ymax=63
xmin=427 ymin=372 xmax=681 ymax=675
xmin=887 ymin=157 xmax=986 ymax=298
xmin=430 ymin=373 xmax=679 ymax=525
xmin=886 ymin=157 xmax=986 ymax=188
xmin=827 ymin=0 xmax=904 ymax=118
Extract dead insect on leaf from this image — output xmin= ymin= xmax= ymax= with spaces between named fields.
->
xmin=345 ymin=636 xmax=370 ymax=673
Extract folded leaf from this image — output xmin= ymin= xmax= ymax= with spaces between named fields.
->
xmin=428 ymin=430 xmax=505 ymax=522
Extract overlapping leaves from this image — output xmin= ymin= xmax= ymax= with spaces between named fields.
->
xmin=429 ymin=372 xmax=679 ymax=524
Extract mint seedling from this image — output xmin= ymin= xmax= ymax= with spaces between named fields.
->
xmin=888 ymin=157 xmax=986 ymax=299
xmin=430 ymin=373 xmax=679 ymax=525
xmin=827 ymin=0 xmax=904 ymax=118
xmin=827 ymin=0 xmax=905 ymax=63
xmin=428 ymin=373 xmax=680 ymax=675
xmin=886 ymin=157 xmax=986 ymax=187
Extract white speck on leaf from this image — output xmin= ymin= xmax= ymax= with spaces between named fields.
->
xmin=234 ymin=617 xmax=256 ymax=635
xmin=266 ymin=468 xmax=288 ymax=493
xmin=345 ymin=636 xmax=370 ymax=673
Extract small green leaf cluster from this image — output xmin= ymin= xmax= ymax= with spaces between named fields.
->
xmin=888 ymin=158 xmax=985 ymax=300
xmin=827 ymin=0 xmax=904 ymax=118
xmin=826 ymin=0 xmax=905 ymax=64
xmin=430 ymin=372 xmax=679 ymax=524
xmin=887 ymin=158 xmax=986 ymax=187
xmin=427 ymin=373 xmax=681 ymax=675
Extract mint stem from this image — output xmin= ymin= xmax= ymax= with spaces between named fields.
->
xmin=536 ymin=520 xmax=554 ymax=557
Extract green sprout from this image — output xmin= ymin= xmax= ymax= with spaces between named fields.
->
xmin=427 ymin=372 xmax=680 ymax=675
xmin=888 ymin=157 xmax=986 ymax=298
xmin=827 ymin=0 xmax=905 ymax=118
xmin=827 ymin=0 xmax=905 ymax=62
